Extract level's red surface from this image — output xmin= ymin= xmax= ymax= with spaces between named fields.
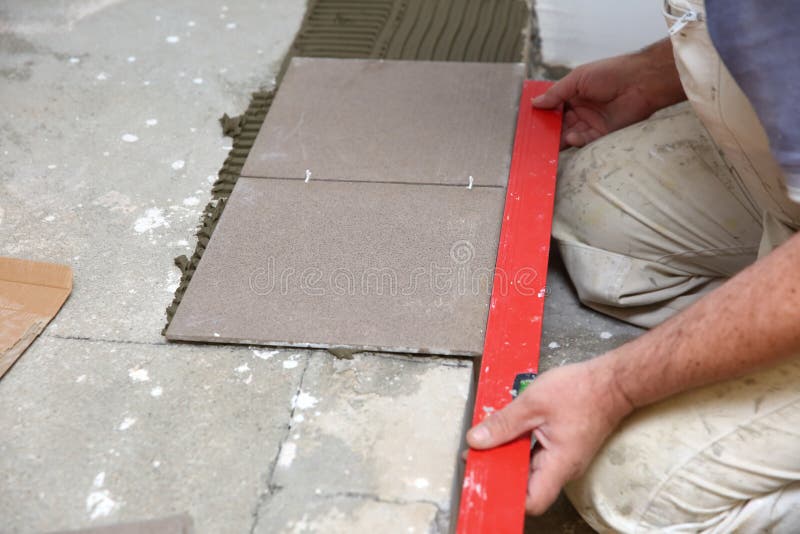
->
xmin=456 ymin=81 xmax=563 ymax=533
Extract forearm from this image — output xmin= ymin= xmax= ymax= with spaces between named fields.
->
xmin=633 ymin=38 xmax=687 ymax=112
xmin=604 ymin=231 xmax=800 ymax=409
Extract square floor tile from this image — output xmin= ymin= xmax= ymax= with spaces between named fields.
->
xmin=166 ymin=178 xmax=504 ymax=355
xmin=240 ymin=58 xmax=524 ymax=187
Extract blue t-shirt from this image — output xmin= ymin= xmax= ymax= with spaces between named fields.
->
xmin=706 ymin=0 xmax=800 ymax=202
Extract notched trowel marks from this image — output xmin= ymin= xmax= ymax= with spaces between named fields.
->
xmin=291 ymin=0 xmax=528 ymax=62
xmin=162 ymin=0 xmax=531 ymax=333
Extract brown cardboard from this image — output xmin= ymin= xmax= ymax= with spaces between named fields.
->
xmin=48 ymin=514 xmax=194 ymax=534
xmin=166 ymin=178 xmax=504 ymax=356
xmin=240 ymin=58 xmax=525 ymax=187
xmin=0 ymin=256 xmax=72 ymax=378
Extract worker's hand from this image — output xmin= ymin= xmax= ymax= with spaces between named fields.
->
xmin=466 ymin=357 xmax=634 ymax=515
xmin=533 ymin=40 xmax=686 ymax=149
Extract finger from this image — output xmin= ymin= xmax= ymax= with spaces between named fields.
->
xmin=562 ymin=122 xmax=589 ymax=148
xmin=525 ymin=448 xmax=574 ymax=515
xmin=531 ymin=72 xmax=579 ymax=109
xmin=466 ymin=397 xmax=538 ymax=449
xmin=564 ymin=128 xmax=603 ymax=148
xmin=562 ymin=109 xmax=580 ymax=129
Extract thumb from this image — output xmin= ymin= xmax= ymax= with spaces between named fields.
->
xmin=466 ymin=397 xmax=537 ymax=449
xmin=531 ymin=74 xmax=578 ymax=109
xmin=526 ymin=448 xmax=575 ymax=515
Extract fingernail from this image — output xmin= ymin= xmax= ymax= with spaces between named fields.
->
xmin=469 ymin=425 xmax=489 ymax=444
xmin=531 ymin=95 xmax=544 ymax=106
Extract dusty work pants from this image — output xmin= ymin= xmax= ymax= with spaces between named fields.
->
xmin=552 ymin=104 xmax=800 ymax=532
xmin=553 ymin=0 xmax=800 ymax=529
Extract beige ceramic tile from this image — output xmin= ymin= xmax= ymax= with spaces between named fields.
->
xmin=241 ymin=58 xmax=524 ymax=187
xmin=166 ymin=178 xmax=504 ymax=355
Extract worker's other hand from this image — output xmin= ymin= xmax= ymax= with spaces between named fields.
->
xmin=532 ymin=41 xmax=685 ymax=149
xmin=465 ymin=358 xmax=634 ymax=515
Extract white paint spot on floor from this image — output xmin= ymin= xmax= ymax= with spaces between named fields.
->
xmin=213 ymin=332 xmax=220 ymax=337
xmin=176 ymin=239 xmax=189 ymax=246
xmin=187 ymin=20 xmax=196 ymax=27
xmin=134 ymin=208 xmax=167 ymax=233
xmin=152 ymin=460 xmax=161 ymax=468
xmin=96 ymin=72 xmax=108 ymax=81
xmin=121 ymin=133 xmax=138 ymax=143
xmin=76 ymin=374 xmax=87 ymax=383
xmin=548 ymin=341 xmax=560 ymax=349
xmin=243 ymin=374 xmax=253 ymax=385
xmin=126 ymin=56 xmax=136 ymax=63
xmin=155 ymin=15 xmax=161 ymax=21
xmin=150 ymin=386 xmax=163 ymax=397
xmin=413 ymin=478 xmax=429 ymax=489
xmin=171 ymin=159 xmax=185 ymax=170
xmin=182 ymin=196 xmax=199 ymax=206
xmin=304 ymin=169 xmax=312 ymax=183
xmin=86 ymin=473 xmax=119 ymax=520
xmin=600 ymin=331 xmax=613 ymax=339
xmin=226 ymin=22 xmax=237 ymax=29
xmin=252 ymin=349 xmax=278 ymax=360
xmin=128 ymin=368 xmax=149 ymax=382
xmin=293 ymin=413 xmax=305 ymax=423
xmin=192 ymin=77 xmax=203 ymax=85
xmin=165 ymin=35 xmax=180 ymax=44
xmin=86 ymin=489 xmax=118 ymax=520
xmin=47 ymin=164 xmax=57 ymax=170
xmin=292 ymin=391 xmax=319 ymax=410
xmin=145 ymin=118 xmax=158 ymax=126
xmin=43 ymin=215 xmax=55 ymax=222
xmin=282 ymin=353 xmax=302 ymax=369
xmin=69 ymin=57 xmax=80 ymax=64
xmin=235 ymin=363 xmax=250 ymax=374
xmin=277 ymin=442 xmax=297 ymax=468
xmin=118 ymin=417 xmax=136 ymax=431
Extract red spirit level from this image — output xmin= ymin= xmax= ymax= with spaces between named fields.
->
xmin=456 ymin=80 xmax=563 ymax=533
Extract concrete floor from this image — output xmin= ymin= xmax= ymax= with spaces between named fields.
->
xmin=0 ymin=1 xmax=641 ymax=532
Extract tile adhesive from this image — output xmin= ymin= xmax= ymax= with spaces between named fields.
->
xmin=162 ymin=0 xmax=531 ymax=332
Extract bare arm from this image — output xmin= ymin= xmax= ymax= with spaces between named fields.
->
xmin=467 ymin=232 xmax=800 ymax=514
xmin=611 ymin=231 xmax=800 ymax=408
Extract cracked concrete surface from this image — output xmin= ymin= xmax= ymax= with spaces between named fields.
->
xmin=0 ymin=0 xmax=642 ymax=532
xmin=0 ymin=2 xmax=478 ymax=531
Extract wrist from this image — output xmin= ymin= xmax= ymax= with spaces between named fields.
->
xmin=631 ymin=39 xmax=686 ymax=113
xmin=585 ymin=355 xmax=636 ymax=424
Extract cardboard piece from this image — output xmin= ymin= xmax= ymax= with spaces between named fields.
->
xmin=0 ymin=256 xmax=72 ymax=378
xmin=48 ymin=514 xmax=194 ymax=534
xmin=241 ymin=58 xmax=525 ymax=187
xmin=166 ymin=178 xmax=504 ymax=356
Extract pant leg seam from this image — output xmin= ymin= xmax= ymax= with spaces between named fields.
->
xmin=654 ymin=245 xmax=759 ymax=266
xmin=557 ymin=240 xmax=702 ymax=278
